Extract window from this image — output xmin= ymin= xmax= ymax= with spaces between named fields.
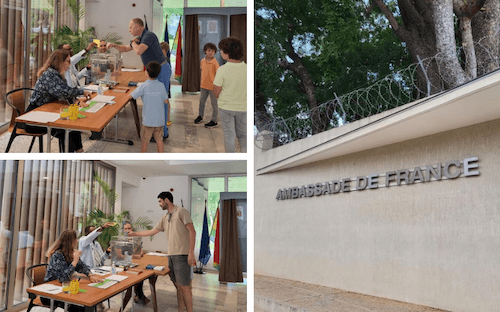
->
xmin=190 ymin=174 xmax=246 ymax=271
xmin=0 ymin=160 xmax=116 ymax=311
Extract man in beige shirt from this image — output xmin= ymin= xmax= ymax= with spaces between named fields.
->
xmin=127 ymin=192 xmax=196 ymax=312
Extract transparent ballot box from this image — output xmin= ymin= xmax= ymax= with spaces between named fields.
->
xmin=90 ymin=53 xmax=119 ymax=85
xmin=109 ymin=235 xmax=142 ymax=266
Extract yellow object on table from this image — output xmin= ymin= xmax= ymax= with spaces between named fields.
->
xmin=69 ymin=104 xmax=79 ymax=121
xmin=70 ymin=279 xmax=79 ymax=294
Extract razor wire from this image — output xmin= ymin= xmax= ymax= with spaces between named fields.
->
xmin=255 ymin=30 xmax=500 ymax=150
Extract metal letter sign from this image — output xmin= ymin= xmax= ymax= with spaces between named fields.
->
xmin=276 ymin=157 xmax=480 ymax=200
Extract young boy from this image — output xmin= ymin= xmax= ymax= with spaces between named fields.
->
xmin=195 ymin=43 xmax=219 ymax=128
xmin=130 ymin=61 xmax=168 ymax=152
xmin=213 ymin=37 xmax=246 ymax=153
xmin=160 ymin=41 xmax=171 ymax=125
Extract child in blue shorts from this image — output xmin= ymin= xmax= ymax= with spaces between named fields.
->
xmin=130 ymin=61 xmax=169 ymax=152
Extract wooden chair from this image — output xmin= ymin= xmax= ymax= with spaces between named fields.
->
xmin=4 ymin=88 xmax=44 ymax=153
xmin=25 ymin=263 xmax=49 ymax=312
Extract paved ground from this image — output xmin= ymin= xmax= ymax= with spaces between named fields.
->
xmin=255 ymin=275 xmax=449 ymax=312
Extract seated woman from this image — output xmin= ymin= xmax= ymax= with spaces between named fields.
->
xmin=25 ymin=49 xmax=90 ymax=152
xmin=43 ymin=229 xmax=100 ymax=311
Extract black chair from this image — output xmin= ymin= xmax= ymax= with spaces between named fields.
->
xmin=4 ymin=88 xmax=45 ymax=153
xmin=25 ymin=263 xmax=49 ymax=312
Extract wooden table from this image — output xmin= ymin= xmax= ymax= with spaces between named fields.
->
xmin=15 ymin=70 xmax=147 ymax=153
xmin=26 ymin=270 xmax=154 ymax=312
xmin=119 ymin=254 xmax=170 ymax=312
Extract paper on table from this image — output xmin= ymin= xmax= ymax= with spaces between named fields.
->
xmin=146 ymin=252 xmax=168 ymax=257
xmin=92 ymin=95 xmax=116 ymax=103
xmin=100 ymin=266 xmax=124 ymax=273
xmin=91 ymin=268 xmax=109 ymax=276
xmin=121 ymin=68 xmax=141 ymax=72
xmin=107 ymin=274 xmax=128 ymax=282
xmin=31 ymin=284 xmax=63 ymax=294
xmin=83 ymin=85 xmax=109 ymax=92
xmin=89 ymin=280 xmax=118 ymax=289
xmin=17 ymin=111 xmax=60 ymax=123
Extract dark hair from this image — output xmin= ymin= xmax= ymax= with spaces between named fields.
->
xmin=38 ymin=49 xmax=70 ymax=77
xmin=160 ymin=42 xmax=169 ymax=52
xmin=57 ymin=43 xmax=65 ymax=50
xmin=146 ymin=61 xmax=161 ymax=79
xmin=46 ymin=229 xmax=77 ymax=263
xmin=84 ymin=226 xmax=95 ymax=236
xmin=131 ymin=18 xmax=144 ymax=27
xmin=158 ymin=191 xmax=174 ymax=204
xmin=203 ymin=43 xmax=217 ymax=53
xmin=218 ymin=37 xmax=244 ymax=60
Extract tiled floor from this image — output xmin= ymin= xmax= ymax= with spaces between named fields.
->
xmin=23 ymin=271 xmax=246 ymax=312
xmin=0 ymin=83 xmax=235 ymax=153
xmin=255 ymin=275 xmax=449 ymax=312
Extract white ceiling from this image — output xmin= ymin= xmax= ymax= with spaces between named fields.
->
xmin=105 ymin=160 xmax=247 ymax=177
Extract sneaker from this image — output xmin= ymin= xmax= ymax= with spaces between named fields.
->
xmin=194 ymin=116 xmax=203 ymax=124
xmin=205 ymin=121 xmax=218 ymax=128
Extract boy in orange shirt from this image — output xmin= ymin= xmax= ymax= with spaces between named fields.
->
xmin=195 ymin=43 xmax=219 ymax=128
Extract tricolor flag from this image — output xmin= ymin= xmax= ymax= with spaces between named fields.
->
xmin=172 ymin=20 xmax=182 ymax=84
xmin=211 ymin=206 xmax=220 ymax=271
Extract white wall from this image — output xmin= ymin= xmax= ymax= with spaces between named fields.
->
xmin=85 ymin=0 xmax=162 ymax=69
xmin=255 ymin=118 xmax=500 ymax=312
xmin=120 ymin=175 xmax=189 ymax=253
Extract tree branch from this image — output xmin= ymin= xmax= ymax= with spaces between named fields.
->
xmin=374 ymin=0 xmax=400 ymax=32
xmin=399 ymin=0 xmax=428 ymax=32
xmin=365 ymin=1 xmax=377 ymax=17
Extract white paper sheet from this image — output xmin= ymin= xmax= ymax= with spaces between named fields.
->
xmin=146 ymin=252 xmax=168 ymax=257
xmin=31 ymin=284 xmax=63 ymax=294
xmin=17 ymin=111 xmax=60 ymax=123
xmin=107 ymin=274 xmax=128 ymax=282
xmin=91 ymin=95 xmax=116 ymax=103
xmin=121 ymin=68 xmax=141 ymax=72
xmin=83 ymin=85 xmax=109 ymax=92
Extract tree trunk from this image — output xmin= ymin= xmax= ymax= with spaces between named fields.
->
xmin=472 ymin=0 xmax=500 ymax=75
xmin=434 ymin=1 xmax=467 ymax=88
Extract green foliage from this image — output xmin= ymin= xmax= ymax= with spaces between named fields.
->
xmin=256 ymin=0 xmax=412 ymax=138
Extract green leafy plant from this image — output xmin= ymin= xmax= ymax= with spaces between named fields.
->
xmin=82 ymin=172 xmax=153 ymax=249
xmin=50 ymin=0 xmax=122 ymax=70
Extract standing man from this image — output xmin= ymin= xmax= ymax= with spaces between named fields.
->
xmin=127 ymin=192 xmax=196 ymax=312
xmin=108 ymin=18 xmax=171 ymax=140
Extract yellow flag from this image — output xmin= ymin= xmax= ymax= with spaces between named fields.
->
xmin=93 ymin=39 xmax=100 ymax=45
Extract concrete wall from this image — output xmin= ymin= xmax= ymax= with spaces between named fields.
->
xmin=255 ymin=118 xmax=500 ymax=312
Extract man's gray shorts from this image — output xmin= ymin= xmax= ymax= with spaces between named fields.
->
xmin=169 ymin=255 xmax=192 ymax=286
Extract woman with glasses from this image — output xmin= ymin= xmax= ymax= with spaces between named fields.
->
xmin=24 ymin=49 xmax=91 ymax=152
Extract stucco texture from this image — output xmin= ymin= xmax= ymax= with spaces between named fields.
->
xmin=255 ymin=118 xmax=500 ymax=312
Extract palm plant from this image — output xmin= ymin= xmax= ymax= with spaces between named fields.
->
xmin=83 ymin=173 xmax=153 ymax=250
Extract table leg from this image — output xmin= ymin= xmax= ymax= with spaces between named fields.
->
xmin=64 ymin=302 xmax=68 ymax=312
xmin=130 ymin=98 xmax=141 ymax=138
xmin=50 ymin=298 xmax=54 ymax=312
xmin=119 ymin=286 xmax=133 ymax=312
xmin=65 ymin=129 xmax=69 ymax=153
xmin=47 ymin=126 xmax=52 ymax=153
xmin=148 ymin=275 xmax=158 ymax=312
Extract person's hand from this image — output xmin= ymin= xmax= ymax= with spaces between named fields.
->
xmin=73 ymin=250 xmax=82 ymax=261
xmin=86 ymin=42 xmax=97 ymax=51
xmin=89 ymin=275 xmax=101 ymax=283
xmin=188 ymin=252 xmax=196 ymax=266
xmin=126 ymin=230 xmax=135 ymax=236
xmin=102 ymin=222 xmax=116 ymax=228
xmin=83 ymin=90 xmax=91 ymax=98
xmin=107 ymin=42 xmax=115 ymax=50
